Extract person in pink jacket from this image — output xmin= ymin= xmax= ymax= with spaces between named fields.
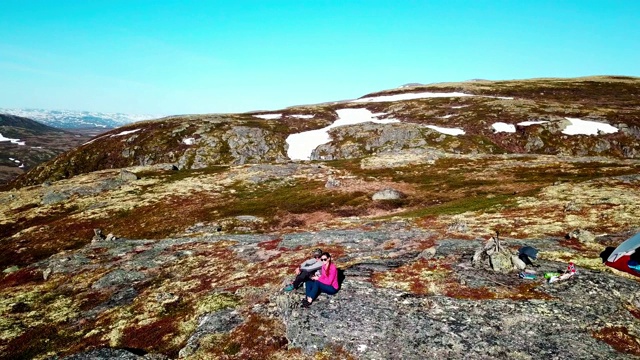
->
xmin=301 ymin=252 xmax=339 ymax=308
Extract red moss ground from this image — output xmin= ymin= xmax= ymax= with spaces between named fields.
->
xmin=0 ymin=267 xmax=44 ymax=289
xmin=592 ymin=326 xmax=640 ymax=356
xmin=198 ymin=313 xmax=289 ymax=359
xmin=121 ymin=317 xmax=181 ymax=357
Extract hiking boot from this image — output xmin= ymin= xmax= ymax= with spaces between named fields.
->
xmin=301 ymin=299 xmax=311 ymax=308
xmin=283 ymin=284 xmax=295 ymax=292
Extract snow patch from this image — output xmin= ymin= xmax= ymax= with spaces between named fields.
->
xmin=353 ymin=92 xmax=474 ymax=103
xmin=357 ymin=344 xmax=368 ymax=352
xmin=291 ymin=114 xmax=315 ymax=119
xmin=425 ymin=125 xmax=465 ymax=136
xmin=0 ymin=133 xmax=25 ymax=145
xmin=490 ymin=96 xmax=515 ymax=100
xmin=562 ymin=117 xmax=618 ymax=135
xmin=438 ymin=114 xmax=454 ymax=119
xmin=518 ymin=120 xmax=548 ymax=126
xmin=110 ymin=129 xmax=141 ymax=137
xmin=451 ymin=105 xmax=469 ymax=109
xmin=83 ymin=138 xmax=99 ymax=146
xmin=183 ymin=138 xmax=196 ymax=145
xmin=13 ymin=159 xmax=21 ymax=163
xmin=492 ymin=122 xmax=516 ymax=133
xmin=253 ymin=114 xmax=282 ymax=119
xmin=286 ymin=108 xmax=399 ymax=160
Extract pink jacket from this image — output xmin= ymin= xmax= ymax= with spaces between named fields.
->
xmin=318 ymin=262 xmax=339 ymax=289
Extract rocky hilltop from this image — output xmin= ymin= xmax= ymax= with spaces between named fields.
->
xmin=9 ymin=76 xmax=640 ymax=188
xmin=1 ymin=76 xmax=640 ymax=359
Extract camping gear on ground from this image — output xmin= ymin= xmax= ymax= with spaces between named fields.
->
xmin=544 ymin=272 xmax=561 ymax=279
xmin=518 ymin=253 xmax=534 ymax=266
xmin=548 ymin=272 xmax=574 ymax=283
xmin=519 ymin=272 xmax=536 ymax=280
xmin=603 ymin=232 xmax=640 ymax=278
xmin=518 ymin=246 xmax=539 ymax=267
xmin=518 ymin=246 xmax=539 ymax=260
xmin=628 ymin=260 xmax=640 ymax=271
xmin=546 ymin=262 xmax=577 ymax=283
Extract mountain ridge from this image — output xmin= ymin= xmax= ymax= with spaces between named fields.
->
xmin=0 ymin=108 xmax=161 ymax=129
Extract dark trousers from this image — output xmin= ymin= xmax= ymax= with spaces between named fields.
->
xmin=292 ymin=270 xmax=313 ymax=289
xmin=305 ymin=280 xmax=338 ymax=300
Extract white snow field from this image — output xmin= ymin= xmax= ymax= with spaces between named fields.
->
xmin=286 ymin=108 xmax=399 ymax=160
xmin=518 ymin=120 xmax=548 ymax=126
xmin=83 ymin=128 xmax=142 ymax=146
xmin=562 ymin=117 xmax=618 ymax=135
xmin=491 ymin=118 xmax=618 ymax=135
xmin=352 ymin=92 xmax=513 ymax=104
xmin=0 ymin=133 xmax=25 ymax=145
xmin=253 ymin=114 xmax=282 ymax=119
xmin=425 ymin=125 xmax=465 ymax=136
xmin=110 ymin=129 xmax=141 ymax=137
xmin=492 ymin=122 xmax=516 ymax=133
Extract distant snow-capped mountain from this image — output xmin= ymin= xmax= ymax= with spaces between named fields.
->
xmin=0 ymin=108 xmax=162 ymax=129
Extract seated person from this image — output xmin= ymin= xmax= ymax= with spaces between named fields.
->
xmin=301 ymin=252 xmax=339 ymax=308
xmin=284 ymin=248 xmax=323 ymax=292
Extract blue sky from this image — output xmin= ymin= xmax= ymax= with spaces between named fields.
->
xmin=1 ymin=0 xmax=638 ymax=115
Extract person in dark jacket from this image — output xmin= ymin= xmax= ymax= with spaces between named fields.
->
xmin=284 ymin=248 xmax=323 ymax=292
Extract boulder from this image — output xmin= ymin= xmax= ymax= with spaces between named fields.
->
xmin=372 ymin=188 xmax=404 ymax=201
xmin=417 ymin=247 xmax=437 ymax=260
xmin=119 ymin=169 xmax=139 ymax=181
xmin=567 ymin=229 xmax=595 ymax=243
xmin=325 ymin=176 xmax=341 ymax=188
xmin=511 ymin=255 xmax=527 ymax=270
xmin=489 ymin=252 xmax=513 ymax=273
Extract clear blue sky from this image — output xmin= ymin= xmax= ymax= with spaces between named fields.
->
xmin=1 ymin=0 xmax=638 ymax=115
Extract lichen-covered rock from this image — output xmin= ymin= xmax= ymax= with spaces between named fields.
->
xmin=372 ymin=188 xmax=404 ymax=200
xmin=568 ymin=229 xmax=596 ymax=243
xmin=178 ymin=309 xmax=242 ymax=358
xmin=489 ymin=251 xmax=513 ymax=272
xmin=119 ymin=169 xmax=139 ymax=181
xmin=62 ymin=348 xmax=168 ymax=360
xmin=91 ymin=269 xmax=145 ymax=289
xmin=42 ymin=190 xmax=68 ymax=204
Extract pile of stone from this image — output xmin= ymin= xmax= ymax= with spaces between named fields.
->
xmin=472 ymin=232 xmax=526 ymax=272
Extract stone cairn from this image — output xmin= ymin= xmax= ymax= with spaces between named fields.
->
xmin=92 ymin=229 xmax=117 ymax=243
xmin=472 ymin=231 xmax=526 ymax=272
